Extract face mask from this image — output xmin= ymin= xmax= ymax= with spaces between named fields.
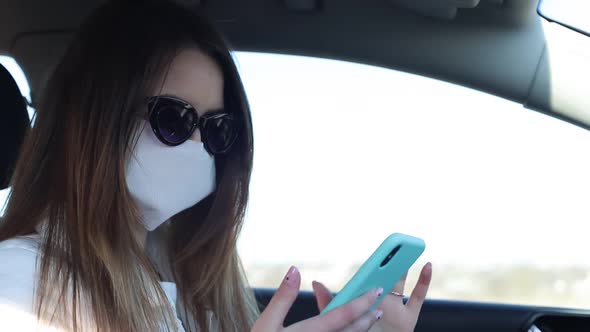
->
xmin=126 ymin=122 xmax=216 ymax=231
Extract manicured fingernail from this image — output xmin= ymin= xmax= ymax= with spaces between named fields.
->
xmin=375 ymin=287 xmax=383 ymax=298
xmin=284 ymin=266 xmax=298 ymax=287
xmin=375 ymin=310 xmax=383 ymax=320
xmin=425 ymin=262 xmax=432 ymax=271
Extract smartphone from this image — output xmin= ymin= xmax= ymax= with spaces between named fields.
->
xmin=320 ymin=232 xmax=425 ymax=314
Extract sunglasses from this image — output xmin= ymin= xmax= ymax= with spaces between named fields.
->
xmin=147 ymin=95 xmax=239 ymax=155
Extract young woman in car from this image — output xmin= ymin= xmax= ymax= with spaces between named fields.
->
xmin=0 ymin=1 xmax=432 ymax=331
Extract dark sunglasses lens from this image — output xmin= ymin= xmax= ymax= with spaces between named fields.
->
xmin=156 ymin=103 xmax=196 ymax=145
xmin=205 ymin=116 xmax=237 ymax=154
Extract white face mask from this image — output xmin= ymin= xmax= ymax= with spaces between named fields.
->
xmin=126 ymin=122 xmax=216 ymax=231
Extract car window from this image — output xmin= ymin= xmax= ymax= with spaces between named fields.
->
xmin=1 ymin=54 xmax=589 ymax=310
xmin=234 ymin=52 xmax=590 ymax=309
xmin=0 ymin=56 xmax=32 ymax=216
xmin=0 ymin=189 xmax=8 ymax=216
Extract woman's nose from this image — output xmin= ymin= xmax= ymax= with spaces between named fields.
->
xmin=189 ymin=128 xmax=202 ymax=142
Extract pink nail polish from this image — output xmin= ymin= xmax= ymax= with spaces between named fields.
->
xmin=375 ymin=310 xmax=383 ymax=320
xmin=284 ymin=266 xmax=298 ymax=287
xmin=375 ymin=287 xmax=383 ymax=298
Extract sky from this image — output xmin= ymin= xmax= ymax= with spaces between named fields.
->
xmin=1 ymin=51 xmax=589 ymax=272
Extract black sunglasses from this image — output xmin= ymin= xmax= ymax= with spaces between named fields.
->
xmin=147 ymin=95 xmax=239 ymax=155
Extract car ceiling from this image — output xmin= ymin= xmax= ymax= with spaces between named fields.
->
xmin=1 ymin=0 xmax=589 ymax=130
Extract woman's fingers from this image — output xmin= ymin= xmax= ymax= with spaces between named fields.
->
xmin=391 ymin=272 xmax=408 ymax=296
xmin=295 ymin=287 xmax=382 ymax=331
xmin=255 ymin=263 xmax=431 ymax=332
xmin=255 ymin=266 xmax=301 ymax=330
xmin=312 ymin=280 xmax=333 ymax=312
xmin=406 ymin=262 xmax=433 ymax=312
xmin=339 ymin=309 xmax=383 ymax=332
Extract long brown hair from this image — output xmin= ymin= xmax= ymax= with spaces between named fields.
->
xmin=0 ymin=1 xmax=258 ymax=331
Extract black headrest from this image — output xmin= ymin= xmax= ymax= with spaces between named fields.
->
xmin=0 ymin=64 xmax=30 ymax=189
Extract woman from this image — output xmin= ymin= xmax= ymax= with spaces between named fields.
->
xmin=0 ymin=0 xmax=432 ymax=331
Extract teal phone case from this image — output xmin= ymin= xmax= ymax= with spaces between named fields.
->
xmin=320 ymin=233 xmax=425 ymax=314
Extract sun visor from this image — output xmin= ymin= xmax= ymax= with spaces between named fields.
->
xmin=389 ymin=0 xmax=499 ymax=20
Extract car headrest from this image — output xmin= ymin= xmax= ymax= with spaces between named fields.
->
xmin=0 ymin=64 xmax=30 ymax=190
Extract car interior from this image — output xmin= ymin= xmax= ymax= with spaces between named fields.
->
xmin=1 ymin=0 xmax=590 ymax=331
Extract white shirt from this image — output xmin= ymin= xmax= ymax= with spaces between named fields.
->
xmin=0 ymin=234 xmax=186 ymax=332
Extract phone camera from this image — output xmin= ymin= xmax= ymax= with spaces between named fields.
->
xmin=380 ymin=245 xmax=401 ymax=267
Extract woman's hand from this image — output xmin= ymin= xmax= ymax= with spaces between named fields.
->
xmin=312 ymin=263 xmax=433 ymax=332
xmin=252 ymin=266 xmax=384 ymax=332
